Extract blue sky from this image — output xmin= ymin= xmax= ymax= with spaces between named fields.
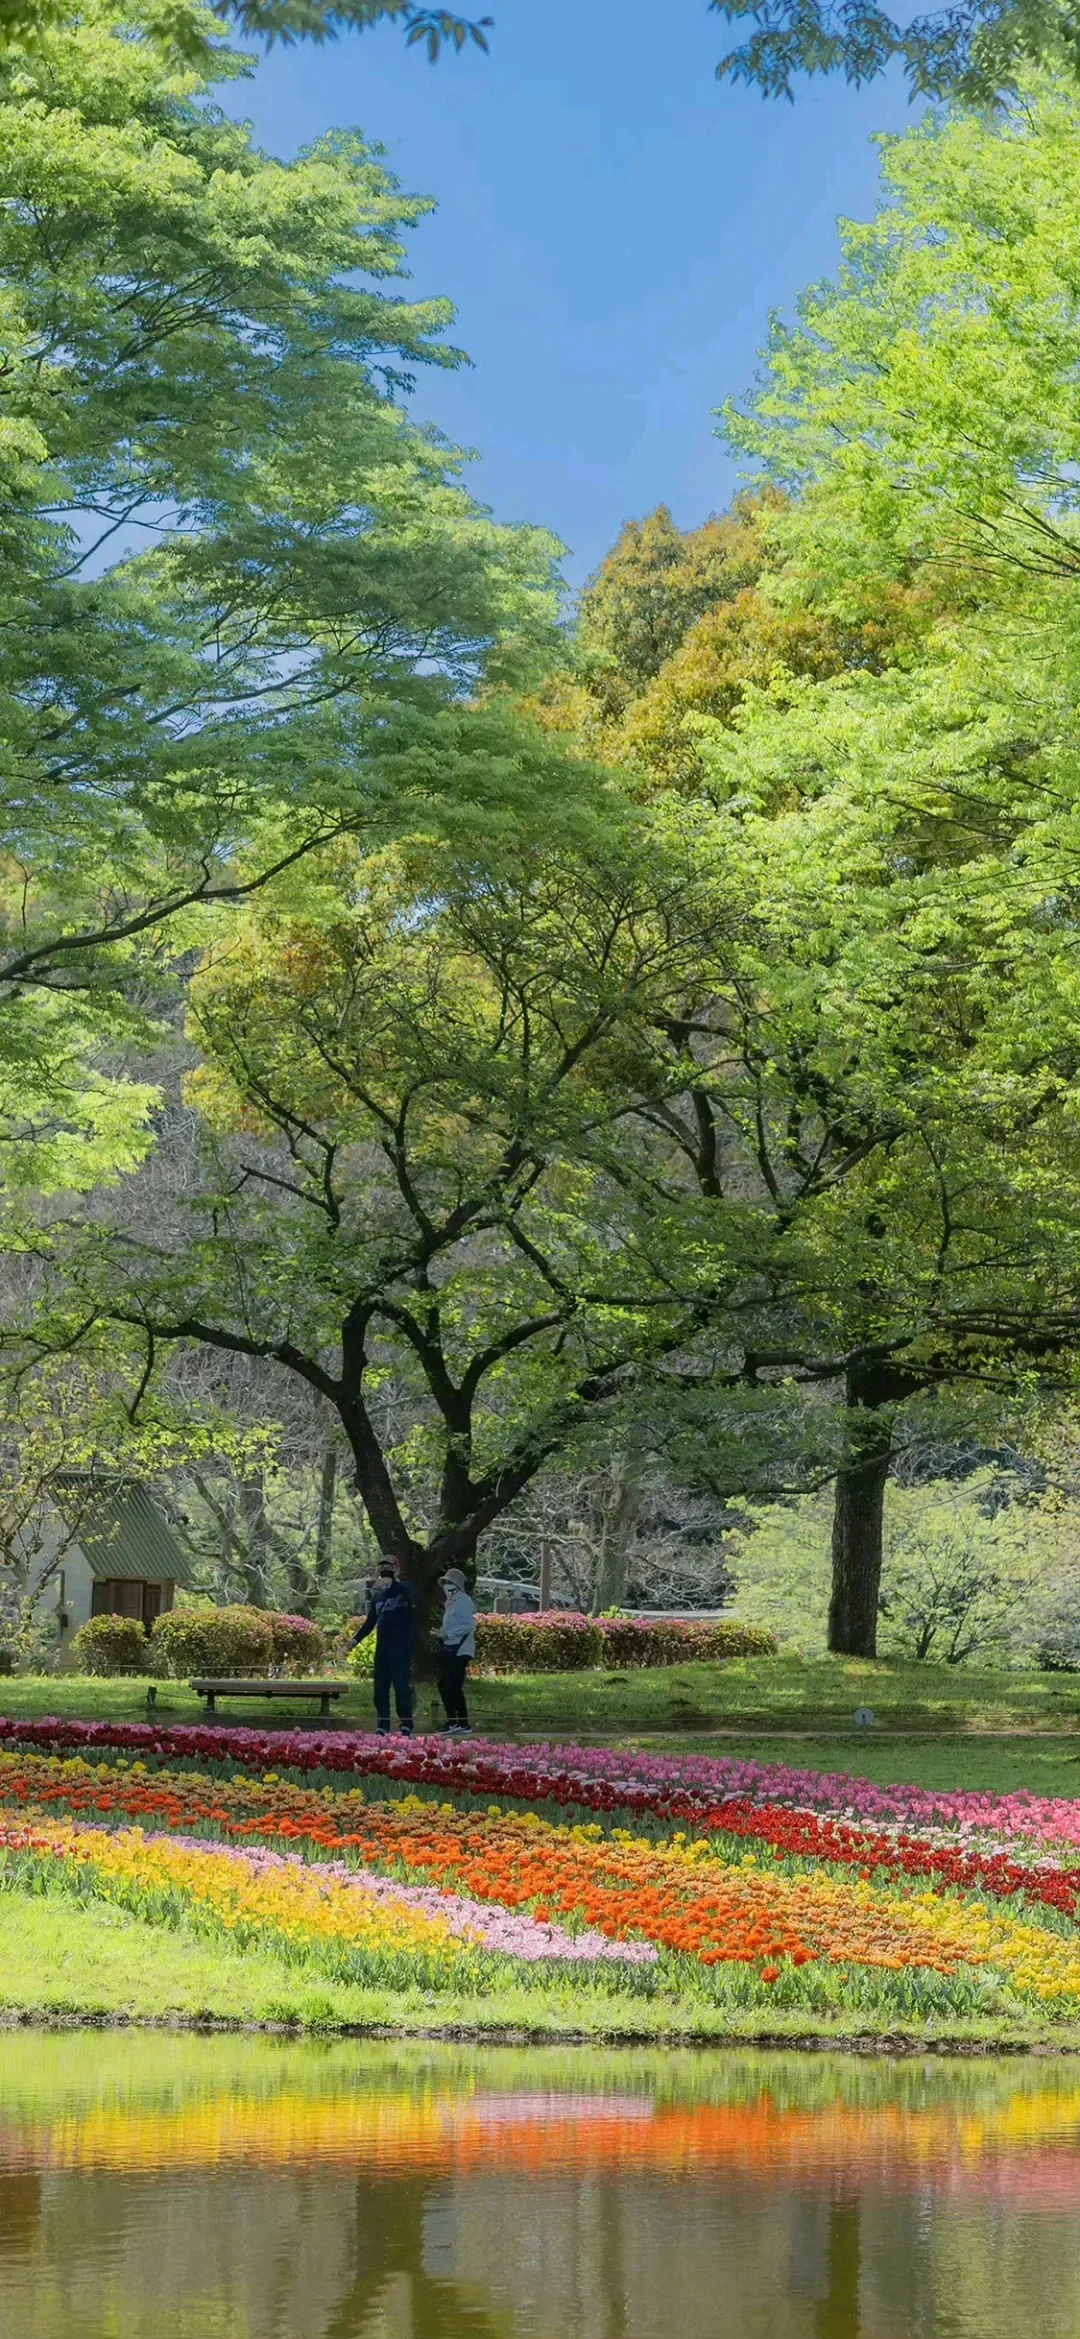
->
xmin=222 ymin=2 xmax=915 ymax=586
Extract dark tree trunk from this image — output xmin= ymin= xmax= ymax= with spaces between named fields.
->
xmin=404 ymin=1558 xmax=446 ymax=1683
xmin=591 ymin=1457 xmax=638 ymax=1614
xmin=237 ymin=1475 xmax=270 ymax=1608
xmin=312 ymin=1443 xmax=338 ymax=1604
xmin=827 ymin=1378 xmax=893 ymax=1658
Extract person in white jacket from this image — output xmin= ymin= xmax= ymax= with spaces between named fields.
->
xmin=436 ymin=1568 xmax=476 ymax=1733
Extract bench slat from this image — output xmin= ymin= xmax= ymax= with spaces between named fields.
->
xmin=188 ymin=1678 xmax=353 ymax=1720
xmin=189 ymin=1679 xmax=352 ymax=1693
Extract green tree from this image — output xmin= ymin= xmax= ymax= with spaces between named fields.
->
xmin=711 ymin=0 xmax=1079 ymax=107
xmin=0 ymin=1 xmax=491 ymax=63
xmin=680 ymin=74 xmax=1080 ymax=1649
xmin=0 ymin=0 xmax=561 ymax=1192
xmin=52 ymin=830 xmax=728 ymax=1651
xmin=531 ymin=493 xmax=930 ymax=794
xmin=578 ymin=501 xmax=769 ymax=697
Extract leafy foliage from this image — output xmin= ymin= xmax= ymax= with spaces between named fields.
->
xmin=68 ymin=1615 xmax=150 ymax=1677
xmin=150 ymin=1603 xmax=276 ymax=1677
xmin=531 ymin=493 xmax=928 ymax=793
xmin=711 ymin=0 xmax=1080 ymax=105
xmin=727 ymin=1472 xmax=1078 ymax=1663
xmin=265 ymin=1612 xmax=328 ymax=1672
xmin=0 ymin=0 xmax=561 ymax=1192
xmin=473 ymin=1612 xmax=604 ymax=1673
xmin=594 ymin=1615 xmax=777 ymax=1665
xmin=0 ymin=0 xmax=492 ymax=64
xmin=472 ymin=1612 xmax=777 ymax=1670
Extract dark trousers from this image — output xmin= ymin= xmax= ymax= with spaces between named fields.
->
xmin=436 ymin=1650 xmax=470 ymax=1727
xmin=373 ymin=1643 xmax=414 ymax=1733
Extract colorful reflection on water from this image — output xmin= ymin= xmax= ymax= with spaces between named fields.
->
xmin=0 ymin=2035 xmax=1079 ymax=2336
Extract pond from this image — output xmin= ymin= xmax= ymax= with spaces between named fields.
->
xmin=0 ymin=2033 xmax=1079 ymax=2337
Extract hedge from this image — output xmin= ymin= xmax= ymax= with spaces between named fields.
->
xmin=472 ymin=1612 xmax=777 ymax=1674
xmin=68 ymin=1615 xmax=149 ymax=1678
xmin=473 ymin=1613 xmax=603 ymax=1674
xmin=596 ymin=1617 xmax=777 ymax=1668
xmin=266 ymin=1612 xmax=327 ymax=1674
xmin=149 ymin=1605 xmax=277 ymax=1679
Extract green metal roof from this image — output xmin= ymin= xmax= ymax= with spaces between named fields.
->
xmin=56 ymin=1482 xmax=193 ymax=1587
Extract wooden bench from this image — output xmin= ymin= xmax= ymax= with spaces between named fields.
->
xmin=189 ymin=1677 xmax=353 ymax=1721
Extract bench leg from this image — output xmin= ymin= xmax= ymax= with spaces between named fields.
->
xmin=205 ymin=1693 xmax=216 ymax=1717
xmin=146 ymin=1685 xmax=157 ymax=1712
xmin=320 ymin=1693 xmax=331 ymax=1719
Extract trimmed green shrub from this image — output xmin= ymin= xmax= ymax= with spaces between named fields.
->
xmin=150 ymin=1604 xmax=275 ymax=1679
xmin=474 ymin=1612 xmax=603 ymax=1674
xmin=69 ymin=1614 xmax=149 ymax=1678
xmin=472 ymin=1611 xmax=778 ymax=1674
xmin=597 ymin=1617 xmax=778 ymax=1667
xmin=267 ymin=1612 xmax=327 ymax=1674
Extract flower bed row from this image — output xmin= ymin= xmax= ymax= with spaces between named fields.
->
xmin=5 ymin=1716 xmax=1080 ymax=1861
xmin=5 ymin=1742 xmax=1080 ymax=2015
xmin=0 ymin=1808 xmax=652 ymax=1974
xmin=2 ymin=1738 xmax=1076 ymax=1918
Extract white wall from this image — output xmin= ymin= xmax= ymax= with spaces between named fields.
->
xmin=52 ymin=1546 xmax=94 ymax=1657
xmin=13 ymin=1513 xmax=95 ymax=1662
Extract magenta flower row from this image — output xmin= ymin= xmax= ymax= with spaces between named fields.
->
xmin=4 ymin=1715 xmax=1078 ymax=1853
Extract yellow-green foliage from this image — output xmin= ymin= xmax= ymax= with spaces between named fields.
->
xmin=727 ymin=1472 xmax=1080 ymax=1666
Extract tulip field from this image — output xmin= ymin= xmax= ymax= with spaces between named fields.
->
xmin=4 ymin=1717 xmax=1080 ymax=2040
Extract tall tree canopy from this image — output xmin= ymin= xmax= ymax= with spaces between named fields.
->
xmin=529 ymin=494 xmax=930 ymax=792
xmin=697 ymin=74 xmax=1080 ymax=1645
xmin=0 ymin=1 xmax=490 ymax=61
xmin=0 ymin=0 xmax=561 ymax=1191
xmin=52 ymin=827 xmax=730 ymax=1645
xmin=508 ymin=76 xmax=1080 ymax=1655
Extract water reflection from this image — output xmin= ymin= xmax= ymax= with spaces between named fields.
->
xmin=0 ymin=2036 xmax=1077 ymax=2337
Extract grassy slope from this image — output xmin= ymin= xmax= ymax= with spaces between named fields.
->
xmin=5 ymin=1661 xmax=1080 ymax=2044
xmin=639 ymin=1735 xmax=1080 ymax=1797
xmin=7 ymin=1655 xmax=1080 ymax=1739
xmin=1 ymin=1895 xmax=1076 ymax=2050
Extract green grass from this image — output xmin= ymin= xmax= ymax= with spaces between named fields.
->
xmin=6 ymin=1661 xmax=1080 ymax=2045
xmin=636 ymin=1733 xmax=1080 ymax=1796
xmin=2 ymin=1892 xmax=1078 ymax=2051
xmin=477 ymin=1654 xmax=1080 ymax=1737
xmin=7 ymin=1653 xmax=1080 ymax=1739
xmin=8 ymin=1659 xmax=1080 ymax=1802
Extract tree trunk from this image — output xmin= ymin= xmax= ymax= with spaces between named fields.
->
xmin=311 ymin=1443 xmax=338 ymax=1605
xmin=591 ymin=1459 xmax=638 ymax=1614
xmin=236 ymin=1475 xmax=269 ymax=1608
xmin=403 ymin=1553 xmax=458 ymax=1682
xmin=827 ymin=1386 xmax=893 ymax=1658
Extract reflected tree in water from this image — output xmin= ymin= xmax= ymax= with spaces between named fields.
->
xmin=324 ymin=2175 xmax=512 ymax=2339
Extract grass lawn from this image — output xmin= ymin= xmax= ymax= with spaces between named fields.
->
xmin=5 ymin=1653 xmax=1080 ymax=1742
xmin=6 ymin=1658 xmax=1080 ymax=1798
xmin=639 ymin=1734 xmax=1080 ymax=1797
xmin=1 ymin=1893 xmax=1075 ymax=2051
xmin=5 ymin=1671 xmax=1080 ymax=2048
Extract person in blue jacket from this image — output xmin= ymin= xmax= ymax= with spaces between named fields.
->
xmin=351 ymin=1555 xmax=416 ymax=1735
